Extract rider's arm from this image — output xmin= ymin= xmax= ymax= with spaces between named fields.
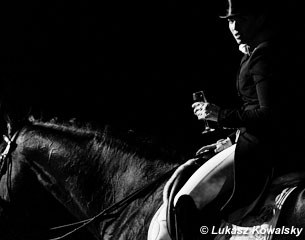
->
xmin=217 ymin=48 xmax=273 ymax=130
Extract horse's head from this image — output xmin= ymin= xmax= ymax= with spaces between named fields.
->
xmin=0 ymin=120 xmax=110 ymax=239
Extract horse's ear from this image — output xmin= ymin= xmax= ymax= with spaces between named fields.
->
xmin=3 ymin=114 xmax=15 ymax=137
xmin=1 ymin=113 xmax=12 ymax=137
xmin=2 ymin=107 xmax=32 ymax=137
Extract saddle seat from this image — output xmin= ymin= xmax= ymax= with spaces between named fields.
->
xmin=166 ymin=160 xmax=305 ymax=240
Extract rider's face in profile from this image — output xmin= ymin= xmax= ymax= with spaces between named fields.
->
xmin=228 ymin=14 xmax=265 ymax=46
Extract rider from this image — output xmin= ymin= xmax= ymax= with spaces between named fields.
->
xmin=148 ymin=0 xmax=305 ymax=239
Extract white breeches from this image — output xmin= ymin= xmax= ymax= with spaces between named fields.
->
xmin=148 ymin=144 xmax=236 ymax=240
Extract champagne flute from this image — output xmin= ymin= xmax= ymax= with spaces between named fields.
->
xmin=193 ymin=90 xmax=215 ymax=134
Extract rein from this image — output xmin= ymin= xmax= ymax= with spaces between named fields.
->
xmin=49 ymin=166 xmax=178 ymax=240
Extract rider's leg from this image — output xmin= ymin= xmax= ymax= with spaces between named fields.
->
xmin=173 ymin=145 xmax=236 ymax=239
xmin=148 ymin=145 xmax=236 ymax=240
xmin=173 ymin=144 xmax=235 ymax=210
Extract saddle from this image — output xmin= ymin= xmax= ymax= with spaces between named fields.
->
xmin=166 ymin=154 xmax=305 ymax=240
xmin=215 ymin=172 xmax=305 ymax=240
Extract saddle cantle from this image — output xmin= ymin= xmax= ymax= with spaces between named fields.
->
xmin=216 ymin=172 xmax=305 ymax=240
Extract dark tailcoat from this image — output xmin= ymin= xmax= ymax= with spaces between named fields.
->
xmin=218 ymin=38 xmax=305 ymax=209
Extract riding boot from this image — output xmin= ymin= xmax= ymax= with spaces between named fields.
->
xmin=175 ymin=195 xmax=224 ymax=240
xmin=174 ymin=195 xmax=200 ymax=240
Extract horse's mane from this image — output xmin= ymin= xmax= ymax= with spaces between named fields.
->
xmin=25 ymin=116 xmax=184 ymax=164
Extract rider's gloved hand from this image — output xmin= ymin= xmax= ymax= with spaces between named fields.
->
xmin=215 ymin=137 xmax=232 ymax=153
xmin=192 ymin=102 xmax=220 ymax=122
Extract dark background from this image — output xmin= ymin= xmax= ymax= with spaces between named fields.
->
xmin=1 ymin=0 xmax=301 ymax=156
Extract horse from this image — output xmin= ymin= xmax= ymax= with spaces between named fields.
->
xmin=1 ymin=117 xmax=305 ymax=240
xmin=0 ymin=117 xmax=183 ymax=240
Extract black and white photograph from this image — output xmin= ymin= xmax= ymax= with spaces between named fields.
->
xmin=0 ymin=0 xmax=304 ymax=239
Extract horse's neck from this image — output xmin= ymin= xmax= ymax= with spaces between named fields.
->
xmin=18 ymin=129 xmax=95 ymax=219
xmin=20 ymin=126 xmax=178 ymax=217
